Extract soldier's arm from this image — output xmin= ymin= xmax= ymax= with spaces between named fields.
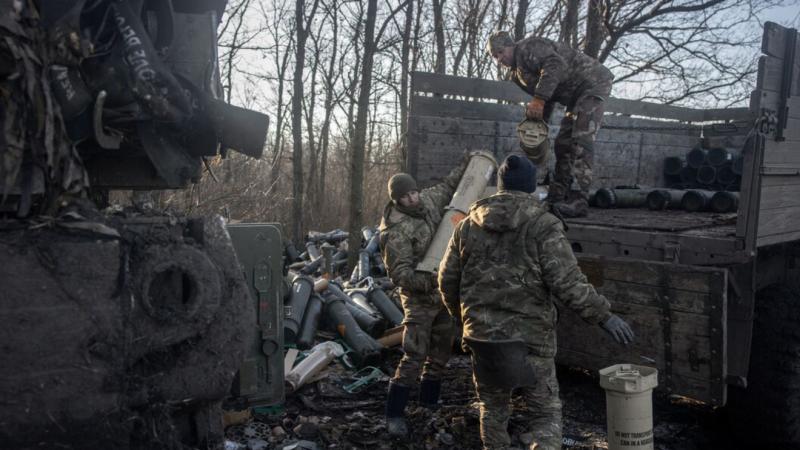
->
xmin=534 ymin=216 xmax=612 ymax=324
xmin=380 ymin=228 xmax=433 ymax=293
xmin=521 ymin=40 xmax=567 ymax=102
xmin=438 ymin=221 xmax=467 ymax=321
xmin=422 ymin=154 xmax=470 ymax=211
xmin=511 ymin=72 xmax=536 ymax=97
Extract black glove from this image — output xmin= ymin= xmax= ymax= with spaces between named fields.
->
xmin=432 ymin=271 xmax=440 ymax=290
xmin=601 ymin=314 xmax=635 ymax=345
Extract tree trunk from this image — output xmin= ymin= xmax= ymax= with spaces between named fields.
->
xmin=496 ymin=0 xmax=510 ymax=79
xmin=584 ymin=0 xmax=604 ymax=58
xmin=271 ymin=44 xmax=292 ymax=185
xmin=347 ymin=0 xmax=379 ymax=271
xmin=318 ymin=1 xmax=339 ymax=209
xmin=465 ymin=0 xmax=491 ymax=78
xmin=432 ymin=0 xmax=446 ymax=74
xmin=345 ymin=4 xmax=364 ymax=146
xmin=560 ymin=0 xmax=580 ymax=47
xmin=305 ymin=28 xmax=321 ymax=212
xmin=411 ymin=0 xmax=423 ymax=74
xmin=398 ymin=0 xmax=414 ymax=168
xmin=513 ymin=0 xmax=529 ymax=40
xmin=291 ymin=0 xmax=319 ymax=244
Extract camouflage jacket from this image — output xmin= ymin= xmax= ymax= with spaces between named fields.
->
xmin=379 ymin=161 xmax=468 ymax=296
xmin=510 ymin=36 xmax=613 ymax=107
xmin=438 ymin=191 xmax=612 ymax=357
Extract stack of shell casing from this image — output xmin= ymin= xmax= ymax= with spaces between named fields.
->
xmin=662 ymin=146 xmax=742 ymax=192
xmin=283 ymin=227 xmax=402 ymax=367
xmin=284 ymin=227 xmax=387 ymax=282
xmin=592 ymin=187 xmax=739 ymax=213
xmin=281 ymin=274 xmax=404 ymax=367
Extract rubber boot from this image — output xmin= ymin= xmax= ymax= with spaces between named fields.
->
xmin=419 ymin=378 xmax=442 ymax=409
xmin=385 ymin=382 xmax=410 ymax=437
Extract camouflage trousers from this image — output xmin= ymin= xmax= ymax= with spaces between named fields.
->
xmin=474 ymin=355 xmax=562 ymax=450
xmin=548 ymin=85 xmax=612 ymax=203
xmin=392 ymin=291 xmax=456 ymax=386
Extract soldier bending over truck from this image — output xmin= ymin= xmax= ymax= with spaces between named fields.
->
xmin=379 ymin=155 xmax=470 ymax=437
xmin=438 ymin=155 xmax=634 ymax=450
xmin=488 ymin=31 xmax=614 ymax=218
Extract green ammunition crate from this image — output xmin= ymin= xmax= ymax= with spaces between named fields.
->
xmin=227 ymin=223 xmax=284 ymax=406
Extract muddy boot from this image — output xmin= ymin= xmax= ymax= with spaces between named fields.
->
xmin=419 ymin=378 xmax=442 ymax=409
xmin=545 ymin=182 xmax=567 ymax=204
xmin=386 ymin=382 xmax=410 ymax=437
xmin=552 ymin=198 xmax=589 ymax=218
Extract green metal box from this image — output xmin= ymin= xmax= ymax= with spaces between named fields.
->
xmin=227 ymin=223 xmax=284 ymax=406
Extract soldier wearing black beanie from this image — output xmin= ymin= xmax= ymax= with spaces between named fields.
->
xmin=497 ymin=154 xmax=536 ymax=193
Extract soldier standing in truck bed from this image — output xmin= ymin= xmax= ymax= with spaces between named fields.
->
xmin=438 ymin=155 xmax=634 ymax=450
xmin=379 ymin=155 xmax=469 ymax=437
xmin=488 ymin=31 xmax=614 ymax=218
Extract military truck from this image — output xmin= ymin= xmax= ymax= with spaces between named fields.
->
xmin=407 ymin=22 xmax=800 ymax=445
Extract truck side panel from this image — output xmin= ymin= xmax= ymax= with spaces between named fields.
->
xmin=409 ymin=71 xmax=750 ymax=192
xmin=557 ymin=255 xmax=728 ymax=405
xmin=749 ymin=22 xmax=800 ymax=247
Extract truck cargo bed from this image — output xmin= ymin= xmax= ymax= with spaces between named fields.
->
xmin=565 ymin=207 xmax=744 ymax=266
xmin=569 ymin=208 xmax=737 ymax=235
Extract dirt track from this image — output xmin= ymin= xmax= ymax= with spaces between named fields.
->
xmin=228 ymin=352 xmax=734 ymax=449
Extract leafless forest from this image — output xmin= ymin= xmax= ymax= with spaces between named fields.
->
xmin=143 ymin=0 xmax=795 ymax=253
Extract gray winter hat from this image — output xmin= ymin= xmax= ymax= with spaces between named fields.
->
xmin=487 ymin=30 xmax=514 ymax=55
xmin=388 ymin=173 xmax=418 ymax=201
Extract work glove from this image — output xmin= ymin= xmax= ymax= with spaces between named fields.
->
xmin=601 ymin=314 xmax=635 ymax=345
xmin=525 ymin=97 xmax=546 ymax=120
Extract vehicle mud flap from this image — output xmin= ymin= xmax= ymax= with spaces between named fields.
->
xmin=462 ymin=337 xmax=536 ymax=389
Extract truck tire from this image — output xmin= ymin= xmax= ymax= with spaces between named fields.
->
xmin=727 ymin=284 xmax=800 ymax=446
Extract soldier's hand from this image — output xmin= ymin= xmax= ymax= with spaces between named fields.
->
xmin=601 ymin=314 xmax=635 ymax=345
xmin=430 ymin=271 xmax=440 ymax=292
xmin=525 ymin=97 xmax=545 ymax=120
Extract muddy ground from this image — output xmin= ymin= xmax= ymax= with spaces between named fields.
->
xmin=225 ymin=350 xmax=736 ymax=450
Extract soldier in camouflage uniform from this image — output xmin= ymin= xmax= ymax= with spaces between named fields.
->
xmin=438 ymin=155 xmax=634 ymax=450
xmin=487 ymin=31 xmax=614 ymax=217
xmin=379 ymin=155 xmax=469 ymax=437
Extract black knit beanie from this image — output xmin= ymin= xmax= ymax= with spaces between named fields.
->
xmin=497 ymin=155 xmax=536 ymax=193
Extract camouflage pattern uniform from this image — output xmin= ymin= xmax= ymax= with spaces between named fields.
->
xmin=510 ymin=36 xmax=613 ymax=204
xmin=1 ymin=5 xmax=89 ymax=216
xmin=438 ymin=191 xmax=613 ymax=450
xmin=379 ymin=160 xmax=468 ymax=386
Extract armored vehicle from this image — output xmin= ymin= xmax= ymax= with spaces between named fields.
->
xmin=0 ymin=1 xmax=274 ymax=448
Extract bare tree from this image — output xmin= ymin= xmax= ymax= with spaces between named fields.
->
xmin=219 ymin=0 xmax=253 ymax=103
xmin=432 ymin=0 xmax=447 ymax=73
xmin=585 ymin=0 xmax=605 ymax=57
xmin=317 ymin=0 xmax=343 ymax=209
xmin=166 ymin=0 xmax=798 ymax=240
xmin=513 ymin=0 xmax=529 ymax=40
xmin=347 ymin=0 xmax=410 ymax=269
xmin=255 ymin=0 xmax=294 ymax=185
xmin=291 ymin=0 xmax=320 ymax=243
xmin=398 ymin=0 xmax=415 ymax=166
xmin=464 ymin=1 xmax=492 ymax=77
xmin=598 ymin=0 xmax=788 ymax=106
xmin=347 ymin=0 xmax=379 ymax=269
xmin=305 ymin=18 xmax=325 ymax=211
xmin=560 ymin=0 xmax=580 ymax=47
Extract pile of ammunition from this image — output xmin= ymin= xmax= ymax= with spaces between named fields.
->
xmin=663 ymin=146 xmax=742 ymax=192
xmin=590 ymin=146 xmax=742 ymax=213
xmin=282 ymin=228 xmax=402 ymax=370
xmin=592 ymin=187 xmax=739 ymax=213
